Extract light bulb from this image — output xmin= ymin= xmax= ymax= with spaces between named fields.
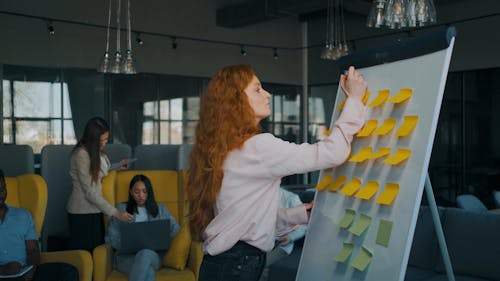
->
xmin=97 ymin=52 xmax=111 ymax=73
xmin=111 ymin=51 xmax=122 ymax=74
xmin=416 ymin=0 xmax=436 ymax=26
xmin=121 ymin=50 xmax=137 ymax=74
xmin=366 ymin=0 xmax=387 ymax=28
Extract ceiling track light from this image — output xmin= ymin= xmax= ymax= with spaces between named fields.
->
xmin=171 ymin=37 xmax=178 ymax=49
xmin=135 ymin=33 xmax=144 ymax=46
xmin=46 ymin=20 xmax=55 ymax=36
xmin=240 ymin=45 xmax=247 ymax=56
xmin=273 ymin=48 xmax=279 ymax=60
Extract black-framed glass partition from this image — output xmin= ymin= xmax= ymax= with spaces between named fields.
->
xmin=107 ymin=74 xmax=205 ymax=147
xmin=430 ymin=68 xmax=500 ymax=207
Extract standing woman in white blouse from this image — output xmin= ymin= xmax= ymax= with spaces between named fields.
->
xmin=67 ymin=117 xmax=133 ymax=253
xmin=186 ymin=64 xmax=367 ymax=281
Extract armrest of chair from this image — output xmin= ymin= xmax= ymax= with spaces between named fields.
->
xmin=92 ymin=244 xmax=114 ymax=281
xmin=41 ymin=250 xmax=93 ymax=281
xmin=187 ymin=241 xmax=203 ymax=280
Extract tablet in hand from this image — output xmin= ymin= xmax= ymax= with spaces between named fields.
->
xmin=109 ymin=158 xmax=138 ymax=170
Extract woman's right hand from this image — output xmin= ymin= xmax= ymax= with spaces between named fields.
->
xmin=340 ymin=66 xmax=367 ymax=101
xmin=114 ymin=210 xmax=134 ymax=222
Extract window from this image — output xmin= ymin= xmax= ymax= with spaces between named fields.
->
xmin=270 ymin=93 xmax=301 ymax=143
xmin=309 ymin=84 xmax=337 ymax=143
xmin=2 ymin=78 xmax=76 ymax=153
xmin=142 ymin=97 xmax=200 ymax=144
xmin=308 ymin=96 xmax=327 ymax=141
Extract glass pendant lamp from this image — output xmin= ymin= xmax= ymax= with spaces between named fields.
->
xmin=98 ymin=0 xmax=113 ymax=73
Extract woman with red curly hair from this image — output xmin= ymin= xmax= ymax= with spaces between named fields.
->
xmin=187 ymin=64 xmax=367 ymax=281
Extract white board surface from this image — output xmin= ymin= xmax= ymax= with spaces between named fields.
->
xmin=296 ymin=39 xmax=455 ymax=281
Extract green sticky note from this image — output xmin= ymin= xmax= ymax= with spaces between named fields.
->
xmin=334 ymin=242 xmax=354 ymax=263
xmin=339 ymin=209 xmax=356 ymax=229
xmin=376 ymin=219 xmax=393 ymax=247
xmin=348 ymin=213 xmax=372 ymax=236
xmin=350 ymin=246 xmax=373 ymax=271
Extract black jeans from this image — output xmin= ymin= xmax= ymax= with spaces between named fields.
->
xmin=199 ymin=241 xmax=266 ymax=281
xmin=67 ymin=212 xmax=104 ymax=253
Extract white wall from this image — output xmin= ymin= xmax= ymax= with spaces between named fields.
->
xmin=0 ymin=0 xmax=304 ymax=84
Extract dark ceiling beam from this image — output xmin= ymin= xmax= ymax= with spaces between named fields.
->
xmin=216 ymin=0 xmax=280 ymax=28
xmin=216 ymin=0 xmax=372 ymax=28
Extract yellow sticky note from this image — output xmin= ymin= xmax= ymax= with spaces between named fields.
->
xmin=348 ymin=213 xmax=372 ymax=236
xmin=376 ymin=183 xmax=400 ymax=205
xmin=396 ymin=115 xmax=419 ymax=137
xmin=327 ymin=175 xmax=347 ymax=191
xmin=340 ymin=178 xmax=362 ymax=196
xmin=372 ymin=118 xmax=397 ymax=135
xmin=371 ymin=147 xmax=391 ymax=159
xmin=357 ymin=120 xmax=378 ymax=137
xmin=335 ymin=242 xmax=354 ymax=263
xmin=339 ymin=209 xmax=356 ymax=229
xmin=388 ymin=88 xmax=413 ymax=103
xmin=362 ymin=91 xmax=371 ymax=105
xmin=337 ymin=99 xmax=346 ymax=110
xmin=349 ymin=147 xmax=373 ymax=163
xmin=383 ymin=148 xmax=411 ymax=165
xmin=350 ymin=246 xmax=373 ymax=271
xmin=355 ymin=181 xmax=379 ymax=200
xmin=315 ymin=174 xmax=333 ymax=191
xmin=368 ymin=89 xmax=390 ymax=107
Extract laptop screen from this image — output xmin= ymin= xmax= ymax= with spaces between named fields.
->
xmin=117 ymin=220 xmax=172 ymax=254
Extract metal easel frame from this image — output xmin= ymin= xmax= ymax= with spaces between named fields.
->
xmin=424 ymin=173 xmax=455 ymax=281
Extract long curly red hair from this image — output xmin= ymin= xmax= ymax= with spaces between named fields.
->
xmin=186 ymin=64 xmax=261 ymax=241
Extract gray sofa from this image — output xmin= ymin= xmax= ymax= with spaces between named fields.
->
xmin=406 ymin=206 xmax=500 ymax=281
xmin=269 ymin=205 xmax=500 ymax=281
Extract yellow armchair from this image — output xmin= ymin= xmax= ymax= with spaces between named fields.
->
xmin=93 ymin=170 xmax=202 ymax=281
xmin=5 ymin=174 xmax=93 ymax=281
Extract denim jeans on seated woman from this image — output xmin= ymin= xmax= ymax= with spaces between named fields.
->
xmin=199 ymin=241 xmax=266 ymax=281
xmin=115 ymin=248 xmax=161 ymax=281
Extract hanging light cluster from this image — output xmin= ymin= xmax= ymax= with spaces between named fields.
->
xmin=321 ymin=0 xmax=350 ymax=61
xmin=98 ymin=0 xmax=137 ymax=74
xmin=366 ymin=0 xmax=436 ymax=29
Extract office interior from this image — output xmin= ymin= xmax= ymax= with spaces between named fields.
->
xmin=1 ymin=0 xmax=500 ymax=280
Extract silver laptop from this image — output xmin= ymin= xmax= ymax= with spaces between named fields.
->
xmin=117 ymin=220 xmax=172 ymax=254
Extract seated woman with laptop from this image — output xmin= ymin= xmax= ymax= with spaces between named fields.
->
xmin=105 ymin=174 xmax=180 ymax=281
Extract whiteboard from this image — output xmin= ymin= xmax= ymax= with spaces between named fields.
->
xmin=296 ymin=31 xmax=455 ymax=281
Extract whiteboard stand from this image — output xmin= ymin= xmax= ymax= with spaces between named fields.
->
xmin=424 ymin=174 xmax=455 ymax=281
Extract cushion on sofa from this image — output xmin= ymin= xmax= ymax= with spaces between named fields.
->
xmin=163 ymin=223 xmax=191 ymax=270
xmin=435 ymin=208 xmax=500 ymax=281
